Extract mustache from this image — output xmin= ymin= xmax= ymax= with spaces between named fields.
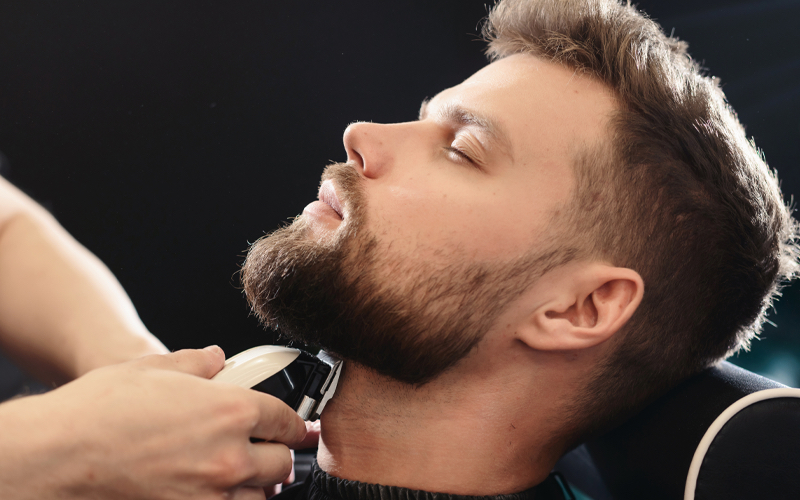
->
xmin=320 ymin=162 xmax=365 ymax=219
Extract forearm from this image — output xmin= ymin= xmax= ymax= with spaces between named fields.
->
xmin=0 ymin=393 xmax=75 ymax=500
xmin=0 ymin=179 xmax=167 ymax=384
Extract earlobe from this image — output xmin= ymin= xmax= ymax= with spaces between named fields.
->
xmin=516 ymin=264 xmax=644 ymax=352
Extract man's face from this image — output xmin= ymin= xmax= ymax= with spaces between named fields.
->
xmin=242 ymin=54 xmax=615 ymax=384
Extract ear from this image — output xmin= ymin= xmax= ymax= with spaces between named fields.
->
xmin=516 ymin=263 xmax=644 ymax=351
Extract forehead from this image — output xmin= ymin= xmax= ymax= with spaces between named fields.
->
xmin=429 ymin=53 xmax=616 ymax=165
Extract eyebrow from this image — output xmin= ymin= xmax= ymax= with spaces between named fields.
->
xmin=418 ymin=99 xmax=513 ymax=159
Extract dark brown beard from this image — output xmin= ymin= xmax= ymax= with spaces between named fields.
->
xmin=241 ymin=162 xmax=567 ymax=385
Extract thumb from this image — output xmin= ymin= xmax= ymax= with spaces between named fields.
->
xmin=136 ymin=346 xmax=226 ymax=379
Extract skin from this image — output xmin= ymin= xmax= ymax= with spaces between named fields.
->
xmin=0 ymin=175 xmax=168 ymax=384
xmin=0 ymin=347 xmax=312 ymax=500
xmin=0 ymin=176 xmax=315 ymax=499
xmin=308 ymin=53 xmax=607 ymax=265
xmin=302 ymin=54 xmax=645 ymax=494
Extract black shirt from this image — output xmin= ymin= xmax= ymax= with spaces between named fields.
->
xmin=275 ymin=462 xmax=575 ymax=500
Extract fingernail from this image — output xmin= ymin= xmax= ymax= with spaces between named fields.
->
xmin=203 ymin=345 xmax=223 ymax=355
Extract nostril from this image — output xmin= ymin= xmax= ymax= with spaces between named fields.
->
xmin=349 ymin=149 xmax=364 ymax=171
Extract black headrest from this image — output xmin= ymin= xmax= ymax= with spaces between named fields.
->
xmin=555 ymin=361 xmax=800 ymax=499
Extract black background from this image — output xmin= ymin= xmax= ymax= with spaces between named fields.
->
xmin=1 ymin=1 xmax=798 ymax=382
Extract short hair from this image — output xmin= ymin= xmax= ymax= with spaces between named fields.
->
xmin=483 ymin=0 xmax=800 ymax=436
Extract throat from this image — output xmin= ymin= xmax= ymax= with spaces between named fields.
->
xmin=314 ymin=364 xmax=555 ymax=496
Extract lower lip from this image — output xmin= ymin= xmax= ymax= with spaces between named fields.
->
xmin=303 ymin=200 xmax=343 ymax=223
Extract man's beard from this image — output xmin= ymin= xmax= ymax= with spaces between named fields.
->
xmin=241 ymin=163 xmax=566 ymax=385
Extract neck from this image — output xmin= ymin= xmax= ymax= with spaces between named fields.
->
xmin=316 ymin=359 xmax=564 ymax=496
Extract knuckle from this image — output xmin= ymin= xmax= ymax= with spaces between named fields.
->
xmin=252 ymin=444 xmax=293 ymax=484
xmin=276 ymin=450 xmax=294 ymax=480
xmin=269 ymin=444 xmax=294 ymax=480
xmin=212 ymin=393 xmax=259 ymax=429
xmin=208 ymin=448 xmax=255 ymax=485
xmin=229 ymin=398 xmax=261 ymax=429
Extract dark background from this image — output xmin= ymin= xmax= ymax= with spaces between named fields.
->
xmin=1 ymin=1 xmax=798 ymax=384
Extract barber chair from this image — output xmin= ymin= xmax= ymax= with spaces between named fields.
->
xmin=554 ymin=361 xmax=800 ymax=500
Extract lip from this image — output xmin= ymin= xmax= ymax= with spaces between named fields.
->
xmin=318 ymin=180 xmax=343 ymax=219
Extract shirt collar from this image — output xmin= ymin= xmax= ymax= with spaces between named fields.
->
xmin=305 ymin=462 xmax=571 ymax=500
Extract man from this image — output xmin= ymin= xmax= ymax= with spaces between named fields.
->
xmin=0 ymin=172 xmax=311 ymax=499
xmin=242 ymin=0 xmax=798 ymax=498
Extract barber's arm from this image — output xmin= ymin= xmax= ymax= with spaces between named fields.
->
xmin=0 ymin=175 xmax=167 ymax=384
xmin=0 ymin=176 xmax=314 ymax=499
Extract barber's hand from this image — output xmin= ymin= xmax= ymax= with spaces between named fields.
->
xmin=265 ymin=420 xmax=322 ymax=498
xmin=0 ymin=346 xmax=307 ymax=500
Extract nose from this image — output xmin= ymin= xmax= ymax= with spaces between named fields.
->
xmin=342 ymin=121 xmax=394 ymax=179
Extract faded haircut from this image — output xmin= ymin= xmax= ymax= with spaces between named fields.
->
xmin=483 ymin=0 xmax=800 ymax=438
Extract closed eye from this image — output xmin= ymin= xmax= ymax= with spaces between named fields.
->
xmin=444 ymin=146 xmax=481 ymax=170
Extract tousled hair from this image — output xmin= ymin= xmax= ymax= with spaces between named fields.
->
xmin=483 ymin=0 xmax=800 ymax=437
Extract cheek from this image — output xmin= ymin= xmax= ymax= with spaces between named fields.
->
xmin=364 ymin=178 xmax=539 ymax=261
xmin=366 ymin=185 xmax=455 ymax=254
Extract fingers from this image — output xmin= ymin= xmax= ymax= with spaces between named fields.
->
xmin=292 ymin=421 xmax=320 ymax=450
xmin=230 ymin=486 xmax=267 ymax=500
xmin=264 ymin=483 xmax=283 ymax=499
xmin=284 ymin=450 xmax=296 ymax=485
xmin=135 ymin=346 xmax=226 ymax=379
xmin=246 ymin=441 xmax=295 ymax=486
xmin=249 ymin=393 xmax=307 ymax=446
